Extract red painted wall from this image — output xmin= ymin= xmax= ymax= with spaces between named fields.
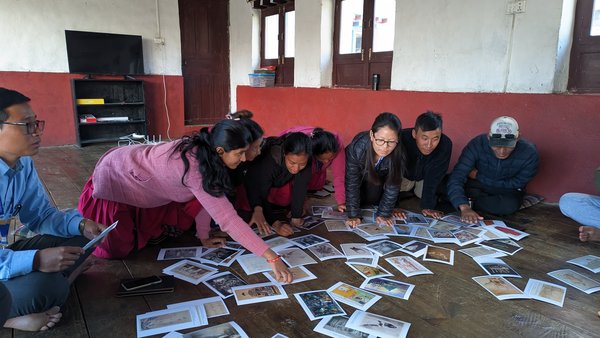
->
xmin=237 ymin=86 xmax=600 ymax=202
xmin=0 ymin=71 xmax=197 ymax=146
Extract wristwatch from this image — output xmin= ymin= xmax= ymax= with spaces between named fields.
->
xmin=78 ymin=219 xmax=87 ymax=235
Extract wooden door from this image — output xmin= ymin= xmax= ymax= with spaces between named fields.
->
xmin=179 ymin=0 xmax=230 ymax=125
xmin=569 ymin=0 xmax=600 ymax=92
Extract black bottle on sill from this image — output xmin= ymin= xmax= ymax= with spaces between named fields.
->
xmin=372 ymin=74 xmax=380 ymax=91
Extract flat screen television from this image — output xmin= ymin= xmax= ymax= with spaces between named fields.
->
xmin=65 ymin=30 xmax=144 ymax=75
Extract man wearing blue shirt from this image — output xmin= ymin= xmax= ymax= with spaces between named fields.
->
xmin=0 ymin=88 xmax=105 ymax=332
xmin=447 ymin=116 xmax=539 ymax=224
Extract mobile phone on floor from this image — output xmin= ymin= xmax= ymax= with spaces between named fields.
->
xmin=121 ymin=275 xmax=162 ymax=291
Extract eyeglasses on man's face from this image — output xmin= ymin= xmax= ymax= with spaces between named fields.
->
xmin=0 ymin=120 xmax=45 ymax=135
xmin=373 ymin=138 xmax=399 ymax=147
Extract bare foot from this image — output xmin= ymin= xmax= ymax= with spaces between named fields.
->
xmin=4 ymin=306 xmax=62 ymax=331
xmin=579 ymin=226 xmax=600 ymax=242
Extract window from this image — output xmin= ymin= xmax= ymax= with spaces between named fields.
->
xmin=333 ymin=0 xmax=396 ymax=88
xmin=569 ymin=0 xmax=600 ymax=92
xmin=260 ymin=1 xmax=295 ymax=86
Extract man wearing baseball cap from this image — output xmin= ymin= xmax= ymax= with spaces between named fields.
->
xmin=447 ymin=116 xmax=539 ymax=223
xmin=0 ymin=88 xmax=106 ymax=331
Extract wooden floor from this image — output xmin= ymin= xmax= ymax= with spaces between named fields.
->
xmin=2 ymin=144 xmax=599 ymax=338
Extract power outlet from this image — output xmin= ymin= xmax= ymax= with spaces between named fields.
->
xmin=153 ymin=37 xmax=165 ymax=45
xmin=506 ymin=0 xmax=526 ymax=14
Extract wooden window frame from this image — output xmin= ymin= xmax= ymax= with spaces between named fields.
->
xmin=260 ymin=1 xmax=295 ymax=87
xmin=333 ymin=0 xmax=393 ymax=89
xmin=568 ymin=0 xmax=600 ymax=92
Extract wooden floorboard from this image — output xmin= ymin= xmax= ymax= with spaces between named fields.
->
xmin=6 ymin=144 xmax=598 ymax=338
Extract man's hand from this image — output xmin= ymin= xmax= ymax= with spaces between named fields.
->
xmin=376 ymin=216 xmax=393 ymax=226
xmin=459 ymin=204 xmax=483 ymax=224
xmin=337 ymin=204 xmax=347 ymax=212
xmin=422 ymin=209 xmax=444 ymax=219
xmin=290 ymin=217 xmax=304 ymax=228
xmin=263 ymin=250 xmax=293 ymax=284
xmin=345 ymin=217 xmax=361 ymax=228
xmin=249 ymin=207 xmax=272 ymax=236
xmin=34 ymin=246 xmax=84 ymax=272
xmin=81 ymin=220 xmax=106 ymax=240
xmin=201 ymin=237 xmax=226 ymax=248
xmin=468 ymin=169 xmax=478 ymax=180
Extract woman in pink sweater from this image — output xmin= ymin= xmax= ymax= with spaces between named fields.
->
xmin=78 ymin=119 xmax=291 ymax=282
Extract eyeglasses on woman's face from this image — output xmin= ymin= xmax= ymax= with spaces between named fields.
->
xmin=373 ymin=138 xmax=398 ymax=147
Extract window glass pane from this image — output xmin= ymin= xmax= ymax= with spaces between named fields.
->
xmin=592 ymin=0 xmax=600 ymax=36
xmin=264 ymin=14 xmax=279 ymax=59
xmin=339 ymin=0 xmax=363 ymax=54
xmin=373 ymin=0 xmax=395 ymax=52
xmin=285 ymin=11 xmax=295 ymax=57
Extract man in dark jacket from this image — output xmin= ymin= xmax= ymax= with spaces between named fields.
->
xmin=401 ymin=111 xmax=452 ymax=218
xmin=447 ymin=116 xmax=539 ymax=223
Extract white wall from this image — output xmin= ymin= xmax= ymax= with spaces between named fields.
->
xmin=0 ymin=0 xmax=182 ymax=75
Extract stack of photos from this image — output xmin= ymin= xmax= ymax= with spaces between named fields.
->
xmin=157 ymin=247 xmax=204 ymax=261
xmin=398 ymin=240 xmax=428 ymax=258
xmin=181 ymin=321 xmax=249 ymax=338
xmin=385 ymin=256 xmax=433 ymax=277
xmin=199 ymin=247 xmax=243 ymax=267
xmin=346 ymin=263 xmax=393 ymax=280
xmin=263 ymin=265 xmax=317 ymax=285
xmin=364 ymin=240 xmax=403 ymax=256
xmin=236 ymin=254 xmax=273 ymax=275
xmin=423 ymin=246 xmax=455 ymax=265
xmin=341 ymin=243 xmax=375 ymax=259
xmin=567 ymin=255 xmax=600 ymax=273
xmin=294 ymin=290 xmax=346 ymax=320
xmin=167 ymin=296 xmax=228 ymax=319
xmin=523 ymin=279 xmax=566 ymax=307
xmin=479 ymin=239 xmax=523 ymax=255
xmin=162 ymin=260 xmax=218 ymax=285
xmin=474 ymin=257 xmax=521 ymax=278
xmin=290 ymin=234 xmax=329 ymax=249
xmin=359 ymin=278 xmax=415 ymax=300
xmin=231 ymin=282 xmax=288 ymax=305
xmin=277 ymin=247 xmax=318 ymax=267
xmin=308 ymin=243 xmax=346 ymax=261
xmin=548 ymin=269 xmax=600 ymax=294
xmin=136 ymin=306 xmax=201 ymax=338
xmin=327 ymin=282 xmax=381 ymax=311
xmin=346 ymin=310 xmax=411 ymax=338
xmin=202 ymin=271 xmax=247 ymax=299
xmin=472 ymin=276 xmax=527 ymax=300
xmin=325 ymin=220 xmax=353 ymax=232
xmin=314 ymin=315 xmax=374 ymax=338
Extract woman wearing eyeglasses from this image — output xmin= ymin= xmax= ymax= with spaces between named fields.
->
xmin=345 ymin=112 xmax=407 ymax=227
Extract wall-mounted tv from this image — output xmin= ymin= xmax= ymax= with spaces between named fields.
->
xmin=65 ymin=30 xmax=144 ymax=75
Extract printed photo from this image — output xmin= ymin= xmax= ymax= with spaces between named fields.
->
xmin=391 ymin=224 xmax=413 ymax=236
xmin=524 ymin=278 xmax=566 ymax=307
xmin=182 ymin=321 xmax=249 ymax=338
xmin=200 ymin=247 xmax=241 ymax=266
xmin=357 ymin=223 xmax=397 ymax=236
xmin=167 ymin=296 xmax=226 ymax=321
xmin=346 ymin=263 xmax=393 ymax=280
xmin=232 ymin=282 xmax=288 ymax=305
xmin=429 ymin=220 xmax=461 ymax=232
xmin=157 ymin=247 xmax=204 ymax=261
xmin=137 ymin=307 xmax=200 ymax=338
xmin=404 ymin=213 xmax=429 ymax=225
xmin=346 ymin=256 xmax=379 ymax=267
xmin=346 ymin=310 xmax=411 ymax=338
xmin=472 ymin=276 xmax=526 ymax=300
xmin=459 ymin=246 xmax=506 ymax=259
xmin=413 ymin=227 xmax=433 ymax=241
xmin=277 ymin=247 xmax=318 ymax=267
xmin=322 ymin=209 xmax=348 ymax=220
xmin=325 ymin=220 xmax=353 ymax=232
xmin=567 ymin=255 xmax=600 ymax=273
xmin=548 ymin=269 xmax=600 ymax=294
xmin=265 ymin=236 xmax=294 ymax=251
xmin=451 ymin=230 xmax=480 ymax=246
xmin=399 ymin=240 xmax=428 ymax=258
xmin=341 ymin=243 xmax=375 ymax=259
xmin=264 ymin=265 xmax=317 ymax=285
xmin=163 ymin=259 xmax=218 ymax=285
xmin=386 ymin=256 xmax=432 ymax=277
xmin=290 ymin=234 xmax=329 ymax=249
xmin=327 ymin=281 xmax=381 ymax=311
xmin=314 ymin=315 xmax=372 ymax=338
xmin=475 ymin=257 xmax=521 ymax=278
xmin=236 ymin=253 xmax=273 ymax=275
xmin=308 ymin=243 xmax=345 ymax=261
xmin=312 ymin=205 xmax=333 ymax=216
xmin=294 ymin=290 xmax=346 ymax=320
xmin=302 ymin=216 xmax=325 ymax=230
xmin=441 ymin=214 xmax=476 ymax=226
xmin=427 ymin=229 xmax=458 ymax=244
xmin=359 ymin=278 xmax=415 ymax=300
xmin=423 ymin=246 xmax=454 ymax=265
xmin=203 ymin=271 xmax=247 ymax=298
xmin=365 ymin=240 xmax=403 ymax=256
xmin=479 ymin=239 xmax=522 ymax=255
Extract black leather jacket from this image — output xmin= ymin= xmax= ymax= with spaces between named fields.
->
xmin=344 ymin=131 xmax=400 ymax=219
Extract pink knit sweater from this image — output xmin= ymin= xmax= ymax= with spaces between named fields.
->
xmin=91 ymin=142 xmax=269 ymax=256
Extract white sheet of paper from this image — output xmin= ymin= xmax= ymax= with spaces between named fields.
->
xmin=83 ymin=220 xmax=118 ymax=251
